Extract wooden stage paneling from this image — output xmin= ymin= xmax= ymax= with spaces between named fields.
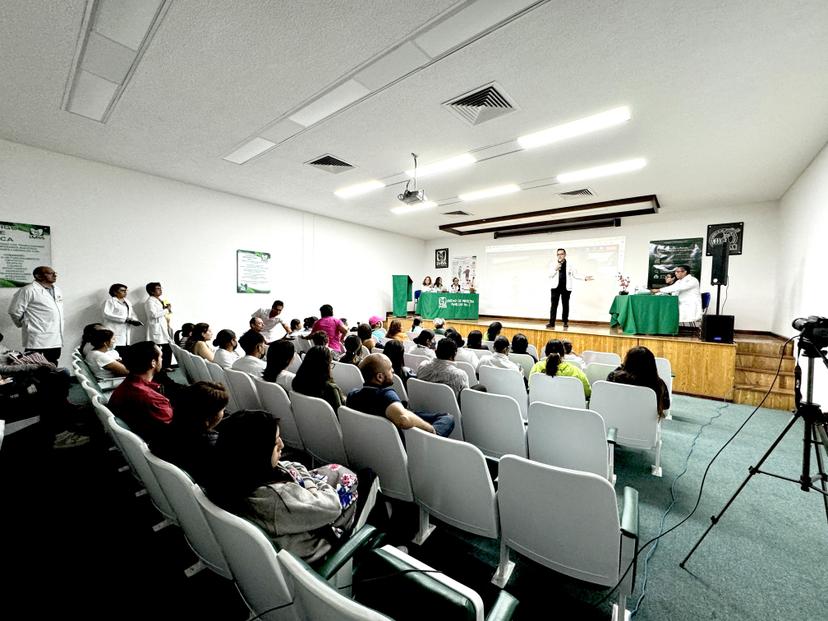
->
xmin=418 ymin=317 xmax=737 ymax=400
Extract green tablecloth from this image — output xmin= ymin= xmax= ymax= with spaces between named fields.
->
xmin=416 ymin=291 xmax=479 ymax=320
xmin=609 ymin=294 xmax=679 ymax=335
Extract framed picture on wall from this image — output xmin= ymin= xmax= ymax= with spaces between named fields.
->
xmin=435 ymin=248 xmax=449 ymax=269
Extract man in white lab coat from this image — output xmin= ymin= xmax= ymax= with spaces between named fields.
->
xmin=652 ymin=265 xmax=703 ymax=324
xmin=7 ymin=265 xmax=64 ymax=364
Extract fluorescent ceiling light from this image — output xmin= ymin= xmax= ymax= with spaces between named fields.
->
xmin=557 ymin=158 xmax=647 ymax=184
xmin=289 ymin=80 xmax=370 ymax=127
xmin=334 ymin=180 xmax=385 ymax=199
xmin=391 ymin=201 xmax=438 ymax=215
xmin=517 ymin=106 xmax=631 ymax=150
xmin=223 ymin=137 xmax=277 ymax=164
xmin=459 ymin=184 xmax=521 ymax=202
xmin=405 ymin=153 xmax=476 ymax=179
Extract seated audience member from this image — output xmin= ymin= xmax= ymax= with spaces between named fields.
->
xmin=369 ymin=315 xmax=386 ymax=341
xmin=150 ymin=381 xmax=228 ymax=483
xmin=446 ymin=328 xmax=479 ymax=369
xmin=108 ymin=341 xmax=174 ymax=443
xmin=486 ymin=321 xmax=503 ymax=342
xmin=386 ymin=319 xmax=407 ymax=342
xmin=511 ymin=333 xmax=536 ymax=362
xmin=232 ymin=331 xmax=267 ymax=375
xmin=289 ymin=318 xmax=302 ymax=334
xmin=410 ymin=317 xmax=423 ymax=336
xmin=262 ymin=339 xmax=296 ymax=392
xmin=206 ymin=410 xmax=358 ymax=563
xmin=433 ymin=276 xmax=446 ymax=292
xmin=348 ymin=354 xmax=454 ymax=437
xmin=251 ymin=299 xmax=291 ymax=342
xmin=450 ymin=277 xmax=461 ymax=292
xmin=212 ymin=329 xmax=240 ymax=369
xmin=412 ymin=329 xmax=436 ymax=359
xmin=302 ymin=316 xmax=318 ymax=333
xmin=80 ymin=322 xmax=105 ymax=356
xmin=311 ymin=304 xmax=347 ymax=354
xmin=466 ymin=330 xmax=486 ymax=350
xmin=357 ymin=323 xmax=376 ymax=351
xmin=292 ymin=345 xmax=345 ymax=412
xmin=416 ymin=338 xmax=469 ymax=398
xmin=432 ymin=317 xmax=447 ymax=335
xmin=184 ymin=322 xmax=215 ymax=362
xmin=562 ymin=340 xmax=584 ymax=366
xmin=607 ymin=346 xmax=671 ymax=418
xmin=339 ymin=334 xmax=366 ymax=366
xmin=248 ymin=316 xmax=265 ymax=335
xmin=310 ymin=330 xmax=340 ymax=360
xmin=381 ymin=339 xmax=414 ymax=388
xmin=85 ymin=328 xmax=129 ymax=382
xmin=530 ymin=339 xmax=591 ymax=398
xmin=174 ymin=322 xmax=194 ymax=349
xmin=478 ymin=336 xmax=521 ymax=373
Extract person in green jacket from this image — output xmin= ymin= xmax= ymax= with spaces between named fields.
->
xmin=529 ymin=338 xmax=591 ymax=398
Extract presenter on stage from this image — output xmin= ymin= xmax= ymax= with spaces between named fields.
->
xmin=651 ymin=265 xmax=702 ymax=325
xmin=547 ymin=248 xmax=592 ymax=329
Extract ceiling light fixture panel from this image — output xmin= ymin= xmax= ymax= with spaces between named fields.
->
xmin=334 ymin=180 xmax=386 ymax=199
xmin=223 ymin=137 xmax=277 ymax=165
xmin=391 ymin=201 xmax=438 ymax=215
xmin=517 ymin=106 xmax=632 ymax=149
xmin=459 ymin=184 xmax=521 ymax=202
xmin=557 ymin=158 xmax=647 ymax=184
xmin=404 ymin=153 xmax=476 ymax=178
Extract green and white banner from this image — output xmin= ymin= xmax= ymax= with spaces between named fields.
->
xmin=236 ymin=249 xmax=272 ymax=293
xmin=0 ymin=221 xmax=52 ymax=288
xmin=647 ymin=237 xmax=703 ymax=288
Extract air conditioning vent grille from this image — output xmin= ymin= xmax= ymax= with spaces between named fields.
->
xmin=444 ymin=83 xmax=516 ymax=126
xmin=306 ymin=154 xmax=354 ymax=174
xmin=558 ymin=188 xmax=594 ymax=198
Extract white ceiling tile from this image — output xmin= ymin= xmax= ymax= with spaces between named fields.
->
xmin=288 ymin=80 xmax=371 ymax=127
xmin=82 ymin=31 xmax=136 ymax=84
xmin=353 ymin=42 xmax=431 ymax=90
xmin=66 ymin=69 xmax=118 ymax=121
xmin=94 ymin=0 xmax=164 ymax=51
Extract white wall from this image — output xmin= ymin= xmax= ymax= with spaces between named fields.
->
xmin=424 ymin=201 xmax=780 ymax=330
xmin=0 ymin=139 xmax=424 ymax=366
xmin=773 ymin=142 xmax=828 ymax=403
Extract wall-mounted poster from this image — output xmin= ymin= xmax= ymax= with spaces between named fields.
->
xmin=236 ymin=249 xmax=272 ymax=293
xmin=435 ymin=248 xmax=449 ymax=269
xmin=451 ymin=255 xmax=477 ymax=292
xmin=647 ymin=237 xmax=703 ymax=288
xmin=0 ymin=221 xmax=52 ymax=288
xmin=706 ymin=222 xmax=744 ymax=255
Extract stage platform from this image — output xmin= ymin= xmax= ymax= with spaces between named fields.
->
xmin=399 ymin=315 xmax=741 ymax=400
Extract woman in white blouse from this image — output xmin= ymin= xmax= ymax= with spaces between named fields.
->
xmin=102 ymin=283 xmax=141 ymax=355
xmin=212 ymin=329 xmax=240 ymax=369
xmin=85 ymin=328 xmax=128 ymax=384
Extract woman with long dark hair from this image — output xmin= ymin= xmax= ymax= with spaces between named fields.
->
xmin=263 ymin=339 xmax=296 ymax=392
xmin=529 ymin=338 xmax=591 ymax=398
xmin=292 ymin=345 xmax=345 ymax=412
xmin=486 ymin=321 xmax=503 ymax=342
xmin=382 ymin=339 xmax=414 ymax=387
xmin=184 ymin=322 xmax=214 ymax=362
xmin=607 ymin=346 xmax=670 ymax=418
xmin=386 ymin=319 xmax=407 ymax=342
xmin=511 ymin=333 xmax=536 ymax=361
xmin=206 ymin=410 xmax=358 ymax=562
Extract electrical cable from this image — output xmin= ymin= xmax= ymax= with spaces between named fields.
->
xmin=720 ymin=274 xmax=730 ymax=313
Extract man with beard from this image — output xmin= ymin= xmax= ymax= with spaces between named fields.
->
xmin=346 ymin=354 xmax=454 ymax=437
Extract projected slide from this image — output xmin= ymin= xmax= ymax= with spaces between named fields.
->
xmin=483 ymin=237 xmax=625 ymax=321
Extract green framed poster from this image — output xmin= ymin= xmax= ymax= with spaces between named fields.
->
xmin=0 ymin=221 xmax=52 ymax=288
xmin=236 ymin=249 xmax=272 ymax=293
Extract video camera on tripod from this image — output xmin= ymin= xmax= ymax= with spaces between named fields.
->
xmin=792 ymin=315 xmax=828 ymax=352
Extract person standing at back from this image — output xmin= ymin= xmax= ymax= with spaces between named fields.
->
xmin=144 ymin=281 xmax=173 ymax=370
xmin=7 ymin=266 xmax=64 ymax=365
xmin=102 ymin=283 xmax=142 ymax=357
xmin=251 ymin=299 xmax=291 ymax=343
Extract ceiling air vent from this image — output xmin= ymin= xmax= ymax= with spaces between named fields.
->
xmin=305 ymin=154 xmax=354 ymax=174
xmin=558 ymin=188 xmax=594 ymax=199
xmin=443 ymin=210 xmax=471 ymax=216
xmin=443 ymin=82 xmax=516 ymax=126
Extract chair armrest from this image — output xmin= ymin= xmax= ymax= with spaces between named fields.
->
xmin=606 ymin=426 xmax=618 ymax=446
xmin=620 ymin=486 xmax=639 ymax=539
xmin=485 ymin=590 xmax=520 ymax=621
xmin=619 ymin=486 xmax=639 ymax=594
xmin=316 ymin=524 xmax=379 ymax=579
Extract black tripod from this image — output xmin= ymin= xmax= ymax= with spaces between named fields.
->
xmin=680 ymin=337 xmax=828 ymax=568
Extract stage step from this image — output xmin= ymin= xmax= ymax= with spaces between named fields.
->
xmin=733 ymin=337 xmax=795 ymax=410
xmin=733 ymin=384 xmax=795 ymax=411
xmin=735 ymin=366 xmax=795 ymax=390
xmin=736 ymin=353 xmax=795 ymax=372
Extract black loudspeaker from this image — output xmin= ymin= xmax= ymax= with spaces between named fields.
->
xmin=702 ymin=315 xmax=734 ymax=343
xmin=711 ymin=243 xmax=730 ymax=286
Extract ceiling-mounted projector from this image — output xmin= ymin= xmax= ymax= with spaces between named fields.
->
xmin=398 ymin=189 xmax=427 ymax=204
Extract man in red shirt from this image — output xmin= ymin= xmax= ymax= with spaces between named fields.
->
xmin=108 ymin=341 xmax=173 ymax=442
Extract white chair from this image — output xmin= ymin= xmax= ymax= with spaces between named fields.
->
xmin=406 ymin=378 xmax=463 ymax=441
xmin=205 ymin=361 xmax=240 ymax=413
xmin=173 ymin=344 xmax=195 ymax=383
xmin=495 ymin=455 xmax=639 ymax=620
xmin=404 ymin=428 xmax=511 ymax=586
xmin=293 ymin=336 xmax=311 ymax=354
xmin=526 ymin=344 xmax=538 ymax=360
xmin=289 ymin=392 xmax=348 ymax=466
xmin=339 ymin=406 xmax=413 ymax=502
xmin=465 ymin=347 xmax=490 ymax=359
xmin=459 ymin=389 xmax=527 ymax=460
xmin=508 ymin=353 xmax=534 ymax=378
xmin=277 ymin=548 xmax=392 ymax=621
xmin=145 ymin=452 xmax=232 ymax=579
xmin=590 ymin=380 xmax=663 ymax=476
xmin=223 ymin=367 xmax=263 ymax=410
xmin=106 ymin=417 xmax=177 ymax=531
xmin=391 ymin=374 xmax=408 ymax=404
xmin=478 ymin=365 xmax=528 ymax=421
xmin=331 ymin=361 xmax=364 ymax=396
xmin=402 ymin=340 xmax=417 ymax=352
xmin=655 ymin=356 xmax=673 ymax=419
xmin=527 ymin=402 xmax=615 ymax=482
xmin=286 ymin=353 xmax=302 ymax=374
xmin=403 ymin=352 xmax=429 ymax=371
xmin=582 ymin=350 xmax=622 ymax=366
xmin=193 ymin=485 xmax=297 ymax=621
xmin=482 ymin=340 xmax=495 ymax=351
xmin=454 ymin=360 xmax=477 ymax=386
xmin=254 ymin=378 xmax=304 ymax=450
xmin=189 ymin=353 xmax=213 ymax=383
xmin=528 ymin=374 xmax=586 ymax=409
xmin=584 ymin=362 xmax=618 ymax=386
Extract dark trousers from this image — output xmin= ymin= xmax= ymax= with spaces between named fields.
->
xmin=160 ymin=343 xmax=173 ymax=370
xmin=549 ymin=288 xmax=571 ymax=324
xmin=25 ymin=348 xmax=62 ymax=365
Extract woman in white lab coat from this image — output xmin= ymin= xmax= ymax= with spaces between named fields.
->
xmin=102 ymin=283 xmax=141 ymax=355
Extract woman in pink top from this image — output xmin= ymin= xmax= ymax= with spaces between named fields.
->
xmin=311 ymin=304 xmax=348 ymax=353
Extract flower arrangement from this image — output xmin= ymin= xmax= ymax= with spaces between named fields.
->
xmin=617 ymin=273 xmax=631 ymax=294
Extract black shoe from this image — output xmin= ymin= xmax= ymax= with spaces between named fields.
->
xmin=546 ymin=322 xmax=555 ymax=328
xmin=563 ymin=322 xmax=569 ymax=328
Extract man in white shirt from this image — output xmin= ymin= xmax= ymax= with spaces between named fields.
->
xmin=232 ymin=330 xmax=267 ymax=376
xmin=478 ymin=336 xmax=521 ymax=373
xmin=7 ymin=266 xmax=64 ymax=364
xmin=144 ymin=281 xmax=173 ymax=369
xmin=251 ymin=300 xmax=291 ymax=343
xmin=547 ymin=248 xmax=592 ymax=329
xmin=652 ymin=264 xmax=703 ymax=324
